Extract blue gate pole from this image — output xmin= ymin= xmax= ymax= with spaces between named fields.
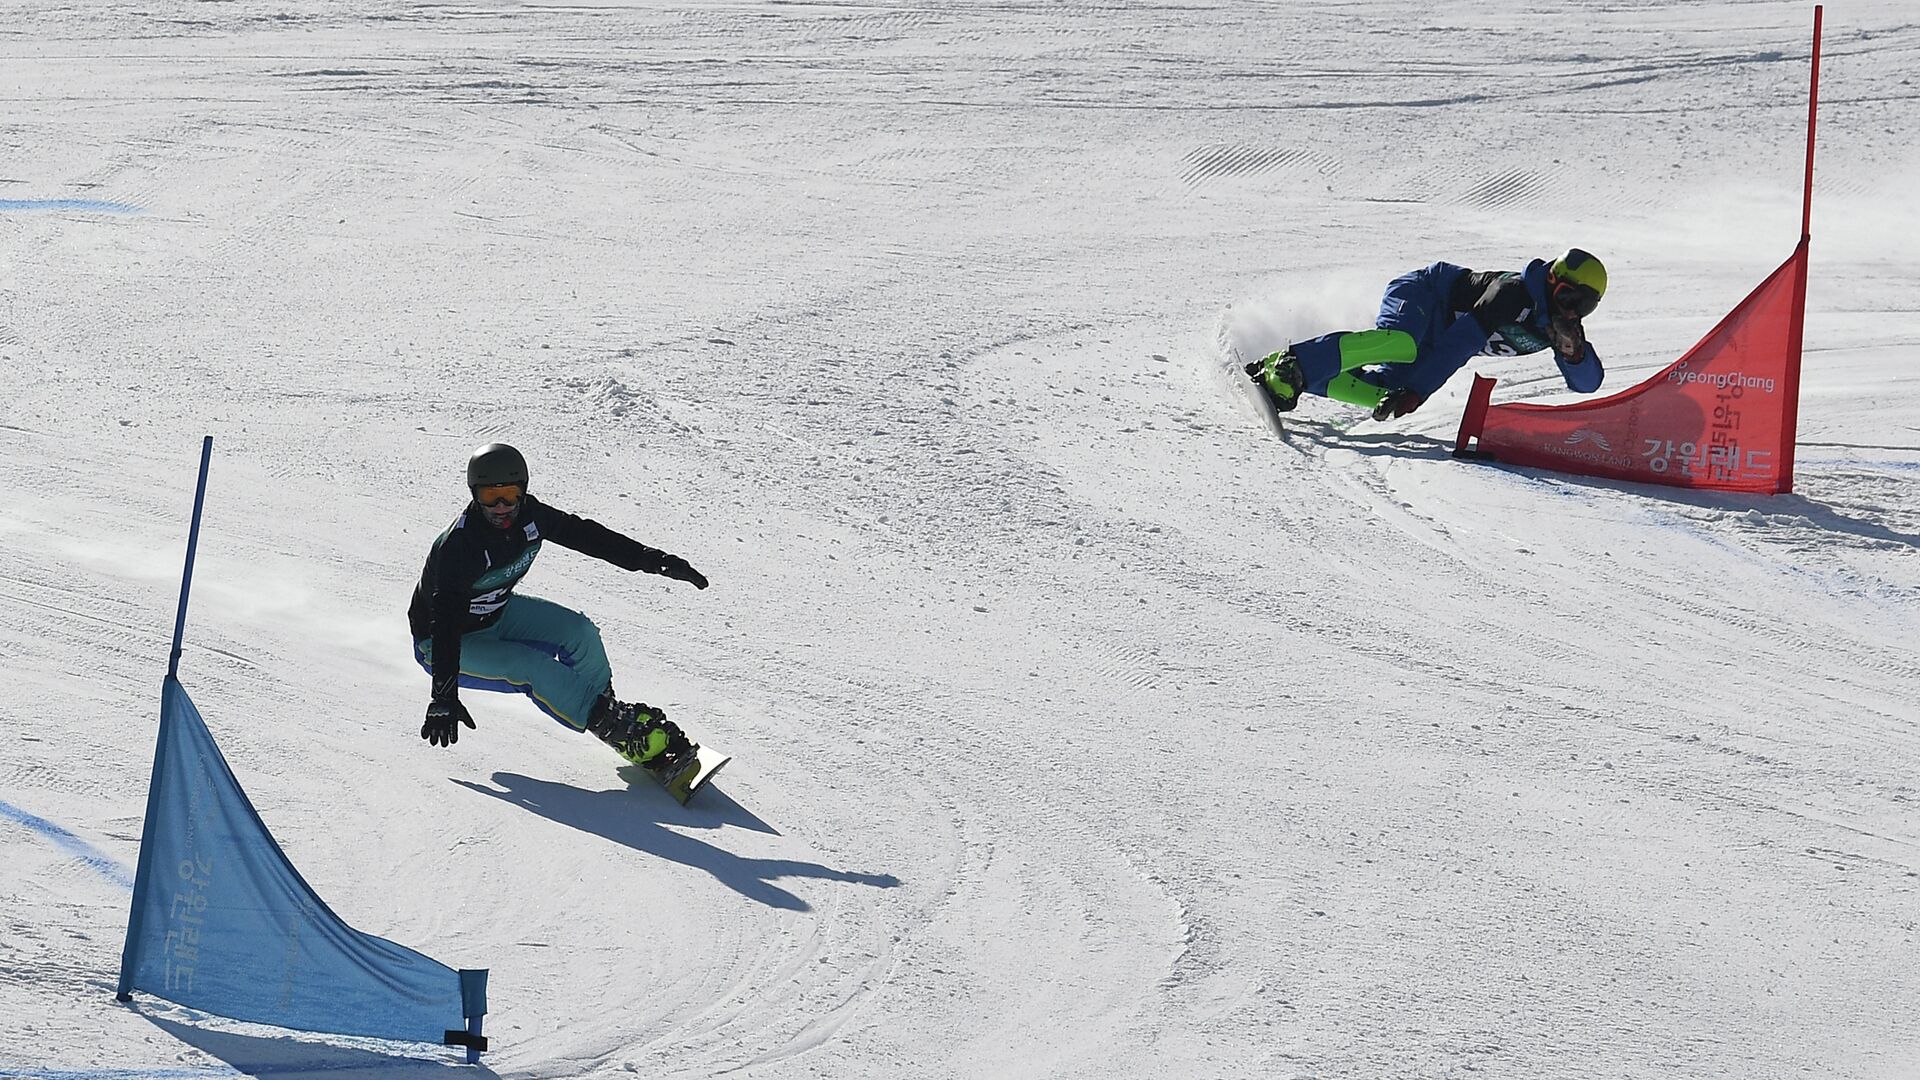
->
xmin=119 ymin=436 xmax=214 ymax=1001
xmin=168 ymin=436 xmax=215 ymax=680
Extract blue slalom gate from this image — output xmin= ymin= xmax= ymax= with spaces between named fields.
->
xmin=116 ymin=436 xmax=489 ymax=1061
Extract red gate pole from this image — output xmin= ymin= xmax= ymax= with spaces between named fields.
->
xmin=1778 ymin=5 xmax=1821 ymax=493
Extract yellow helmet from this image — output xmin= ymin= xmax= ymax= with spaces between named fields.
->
xmin=1548 ymin=248 xmax=1606 ymax=318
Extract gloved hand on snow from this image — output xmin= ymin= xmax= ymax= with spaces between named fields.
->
xmin=422 ymin=699 xmax=475 ymax=747
xmin=1372 ymin=389 xmax=1425 ymax=422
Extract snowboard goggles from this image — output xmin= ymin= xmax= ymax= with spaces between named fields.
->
xmin=1551 ymin=279 xmax=1601 ymax=319
xmin=474 ymin=483 xmax=524 ymax=507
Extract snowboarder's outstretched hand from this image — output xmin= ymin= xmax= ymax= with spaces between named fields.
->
xmin=422 ymin=699 xmax=475 ymax=747
xmin=1372 ymin=388 xmax=1424 ymax=422
xmin=657 ymin=553 xmax=709 ymax=590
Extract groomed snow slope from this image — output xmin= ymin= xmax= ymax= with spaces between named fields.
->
xmin=3 ymin=2 xmax=1918 ymax=1077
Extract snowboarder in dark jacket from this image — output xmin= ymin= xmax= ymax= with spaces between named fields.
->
xmin=409 ymin=442 xmax=709 ymax=775
xmin=1246 ymin=248 xmax=1609 ymax=421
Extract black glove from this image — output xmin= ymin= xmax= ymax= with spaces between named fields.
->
xmin=657 ymin=553 xmax=709 ymax=590
xmin=1550 ymin=312 xmax=1587 ymax=363
xmin=421 ymin=699 xmax=475 ymax=747
xmin=1372 ymin=389 xmax=1424 ymax=422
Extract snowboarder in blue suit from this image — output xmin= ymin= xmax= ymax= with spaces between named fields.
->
xmin=410 ymin=442 xmax=710 ymax=779
xmin=1246 ymin=248 xmax=1609 ymax=421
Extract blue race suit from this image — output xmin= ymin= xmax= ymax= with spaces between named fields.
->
xmin=1291 ymin=259 xmax=1603 ymax=400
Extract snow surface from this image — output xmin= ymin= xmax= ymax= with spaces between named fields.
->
xmin=4 ymin=1 xmax=1919 ymax=1077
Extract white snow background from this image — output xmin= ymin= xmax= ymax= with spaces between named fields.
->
xmin=3 ymin=1 xmax=1918 ymax=1077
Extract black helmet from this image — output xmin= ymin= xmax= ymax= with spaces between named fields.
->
xmin=466 ymin=443 xmax=528 ymax=490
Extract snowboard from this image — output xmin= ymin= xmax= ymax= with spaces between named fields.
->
xmin=642 ymin=744 xmax=731 ymax=805
xmin=1239 ymin=358 xmax=1289 ymax=436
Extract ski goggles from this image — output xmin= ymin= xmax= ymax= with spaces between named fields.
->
xmin=474 ymin=483 xmax=524 ymax=507
xmin=1551 ymin=279 xmax=1601 ymax=319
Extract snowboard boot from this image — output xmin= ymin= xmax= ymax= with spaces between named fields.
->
xmin=1245 ymin=349 xmax=1304 ymax=413
xmin=587 ymin=694 xmax=694 ymax=768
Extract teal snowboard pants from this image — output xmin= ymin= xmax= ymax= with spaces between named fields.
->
xmin=413 ymin=594 xmax=611 ymax=732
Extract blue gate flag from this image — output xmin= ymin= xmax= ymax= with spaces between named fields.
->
xmin=118 ymin=677 xmax=486 ymax=1049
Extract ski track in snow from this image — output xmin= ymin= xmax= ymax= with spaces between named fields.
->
xmin=4 ymin=1 xmax=1920 ymax=1078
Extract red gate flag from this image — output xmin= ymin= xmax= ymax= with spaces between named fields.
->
xmin=1454 ymin=5 xmax=1820 ymax=496
xmin=1453 ymin=241 xmax=1808 ymax=494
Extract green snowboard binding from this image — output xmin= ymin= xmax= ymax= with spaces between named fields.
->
xmin=587 ymin=694 xmax=729 ymax=805
xmin=1245 ymin=349 xmax=1304 ymax=414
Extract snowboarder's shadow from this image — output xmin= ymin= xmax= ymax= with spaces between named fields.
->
xmin=139 ymin=1012 xmax=495 ymax=1078
xmin=1280 ymin=420 xmax=1459 ymax=460
xmin=1329 ymin=431 xmax=1458 ymax=459
xmin=454 ymin=773 xmax=900 ymax=911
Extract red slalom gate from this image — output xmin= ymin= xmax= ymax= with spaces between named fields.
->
xmin=1456 ymin=7 xmax=1821 ymax=496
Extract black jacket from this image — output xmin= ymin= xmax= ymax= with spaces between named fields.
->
xmin=407 ymin=494 xmax=679 ymax=702
xmin=1449 ymin=269 xmax=1538 ymax=340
